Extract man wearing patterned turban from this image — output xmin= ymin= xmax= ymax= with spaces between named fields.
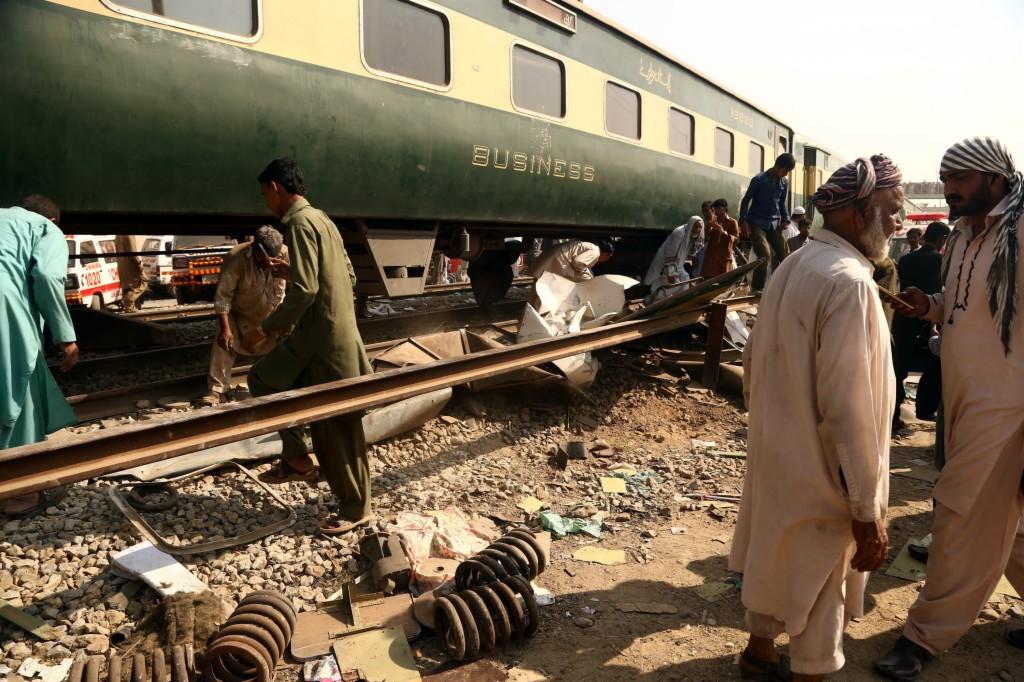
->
xmin=876 ymin=137 xmax=1024 ymax=680
xmin=732 ymin=155 xmax=903 ymax=681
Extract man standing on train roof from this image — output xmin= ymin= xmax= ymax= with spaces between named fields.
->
xmin=242 ymin=158 xmax=375 ymax=536
xmin=114 ymin=234 xmax=149 ymax=313
xmin=0 ymin=195 xmax=80 ymax=517
xmin=527 ymin=239 xmax=613 ymax=283
xmin=875 ymin=137 xmax=1024 ymax=680
xmin=200 ymin=226 xmax=287 ymax=406
xmin=740 ymin=152 xmax=797 ymax=291
xmin=732 ymin=154 xmax=903 ymax=681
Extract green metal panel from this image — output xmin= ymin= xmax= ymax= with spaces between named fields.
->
xmin=0 ymin=0 xmax=756 ymax=233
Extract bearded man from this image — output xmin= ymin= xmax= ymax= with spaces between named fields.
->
xmin=875 ymin=137 xmax=1024 ymax=680
xmin=732 ymin=155 xmax=903 ymax=681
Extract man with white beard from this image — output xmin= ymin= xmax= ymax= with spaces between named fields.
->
xmin=732 ymin=155 xmax=903 ymax=681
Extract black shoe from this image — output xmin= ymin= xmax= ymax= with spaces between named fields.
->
xmin=874 ymin=636 xmax=934 ymax=680
xmin=907 ymin=543 xmax=929 ymax=563
xmin=1008 ymin=628 xmax=1024 ymax=650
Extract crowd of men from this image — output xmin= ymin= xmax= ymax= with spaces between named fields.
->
xmin=1 ymin=135 xmax=1021 ymax=680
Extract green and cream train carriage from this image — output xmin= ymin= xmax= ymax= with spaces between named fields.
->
xmin=0 ymin=0 xmax=841 ymax=295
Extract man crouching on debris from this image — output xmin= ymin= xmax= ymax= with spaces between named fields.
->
xmin=730 ymin=155 xmax=903 ymax=681
xmin=244 ymin=158 xmax=374 ymax=536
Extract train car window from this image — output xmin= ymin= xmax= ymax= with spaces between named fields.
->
xmin=715 ymin=128 xmax=734 ymax=167
xmin=779 ymin=135 xmax=788 ymax=152
xmin=669 ymin=108 xmax=694 ymax=155
xmin=605 ymin=82 xmax=641 ymax=140
xmin=511 ymin=46 xmax=565 ymax=118
xmin=100 ymin=240 xmax=117 ymax=255
xmin=748 ymin=142 xmax=764 ymax=174
xmin=106 ymin=0 xmax=259 ymax=38
xmin=79 ymin=241 xmax=99 ymax=266
xmin=362 ymin=0 xmax=451 ymax=88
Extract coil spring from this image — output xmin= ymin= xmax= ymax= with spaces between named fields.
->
xmin=200 ymin=591 xmax=297 ymax=682
xmin=66 ymin=646 xmax=193 ymax=682
xmin=434 ymin=575 xmax=539 ymax=660
xmin=454 ymin=528 xmax=547 ymax=591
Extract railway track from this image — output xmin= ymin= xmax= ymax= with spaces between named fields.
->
xmin=0 ymin=308 xmax=708 ymax=500
xmin=124 ymin=278 xmax=533 ymax=324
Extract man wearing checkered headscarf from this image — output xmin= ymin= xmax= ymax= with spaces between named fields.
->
xmin=732 ymin=156 xmax=906 ymax=679
xmin=876 ymin=138 xmax=1024 ymax=679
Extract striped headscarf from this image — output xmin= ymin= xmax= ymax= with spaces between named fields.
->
xmin=812 ymin=154 xmax=903 ymax=213
xmin=940 ymin=137 xmax=1021 ymax=355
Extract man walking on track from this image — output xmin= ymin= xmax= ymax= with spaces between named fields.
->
xmin=875 ymin=137 xmax=1024 ymax=680
xmin=244 ymin=158 xmax=374 ymax=536
xmin=740 ymin=153 xmax=796 ymax=291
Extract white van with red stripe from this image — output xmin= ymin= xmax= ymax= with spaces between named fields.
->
xmin=65 ymin=235 xmax=122 ymax=309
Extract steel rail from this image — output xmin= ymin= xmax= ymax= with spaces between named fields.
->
xmin=0 ymin=309 xmax=703 ymax=500
xmin=122 ymin=279 xmax=534 ymax=323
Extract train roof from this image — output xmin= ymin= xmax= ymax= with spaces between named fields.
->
xmin=562 ymin=0 xmax=792 ymax=132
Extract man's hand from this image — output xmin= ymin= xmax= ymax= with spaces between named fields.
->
xmin=895 ymin=286 xmax=930 ymax=318
xmin=851 ymin=519 xmax=889 ymax=572
xmin=218 ymin=327 xmax=234 ymax=352
xmin=243 ymin=327 xmax=266 ymax=350
xmin=60 ymin=342 xmax=79 ymax=373
xmin=268 ymin=257 xmax=291 ymax=281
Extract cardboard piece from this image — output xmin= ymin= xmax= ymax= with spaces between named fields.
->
xmin=608 ymin=463 xmax=638 ymax=476
xmin=332 ymin=627 xmax=420 ymax=682
xmin=890 ymin=467 xmax=939 ymax=484
xmin=599 ymin=477 xmax=627 ymax=494
xmin=517 ymin=496 xmax=545 ymax=514
xmin=887 ymin=539 xmax=1020 ymax=599
xmin=572 ymin=546 xmax=626 ymax=566
xmin=694 ymin=581 xmax=735 ymax=603
xmin=291 ymin=591 xmax=421 ymax=661
xmin=111 ymin=542 xmax=209 ymax=597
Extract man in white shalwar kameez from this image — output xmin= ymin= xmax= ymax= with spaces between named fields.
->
xmin=643 ymin=216 xmax=703 ymax=300
xmin=875 ymin=137 xmax=1024 ymax=680
xmin=527 ymin=239 xmax=612 ymax=283
xmin=732 ymin=155 xmax=904 ymax=681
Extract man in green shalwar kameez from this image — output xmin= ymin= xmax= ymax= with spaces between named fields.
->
xmin=1 ymin=196 xmax=80 ymax=516
xmin=243 ymin=159 xmax=374 ymax=535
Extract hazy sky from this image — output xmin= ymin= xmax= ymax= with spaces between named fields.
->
xmin=585 ymin=0 xmax=1024 ymax=181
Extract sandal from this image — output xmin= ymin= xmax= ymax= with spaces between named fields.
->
xmin=739 ymin=649 xmax=792 ymax=681
xmin=258 ymin=458 xmax=319 ymax=484
xmin=3 ymin=486 xmax=69 ymax=518
xmin=320 ymin=514 xmax=375 ymax=536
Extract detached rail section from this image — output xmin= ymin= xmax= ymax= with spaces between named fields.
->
xmin=0 ymin=310 xmax=704 ymax=500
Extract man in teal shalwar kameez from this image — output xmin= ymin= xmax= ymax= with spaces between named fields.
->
xmin=1 ymin=195 xmax=80 ymax=515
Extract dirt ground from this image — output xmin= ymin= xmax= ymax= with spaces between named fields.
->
xmin=474 ymin=379 xmax=1023 ymax=681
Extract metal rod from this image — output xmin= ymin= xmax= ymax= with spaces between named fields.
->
xmin=0 ymin=310 xmax=703 ymax=500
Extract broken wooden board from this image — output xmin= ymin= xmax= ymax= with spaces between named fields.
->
xmin=423 ymin=660 xmax=508 ymax=681
xmin=614 ymin=602 xmax=678 ymax=615
xmin=0 ymin=600 xmax=57 ymax=640
xmin=333 ymin=627 xmax=420 ymax=682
